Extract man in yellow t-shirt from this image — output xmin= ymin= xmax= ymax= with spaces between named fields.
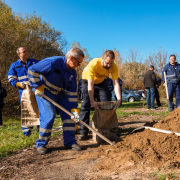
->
xmin=79 ymin=50 xmax=121 ymax=140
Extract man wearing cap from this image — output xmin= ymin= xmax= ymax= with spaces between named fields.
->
xmin=143 ymin=65 xmax=157 ymax=110
xmin=79 ymin=50 xmax=121 ymax=140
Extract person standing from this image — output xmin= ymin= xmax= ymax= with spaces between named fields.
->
xmin=0 ymin=81 xmax=7 ymax=127
xmin=79 ymin=50 xmax=121 ymax=140
xmin=106 ymin=77 xmax=113 ymax=101
xmin=8 ymin=47 xmax=39 ymax=136
xmin=162 ymin=54 xmax=180 ymax=111
xmin=28 ymin=48 xmax=84 ymax=154
xmin=143 ymin=65 xmax=157 ymax=110
xmin=155 ymin=77 xmax=162 ymax=107
xmin=118 ymin=77 xmax=123 ymax=105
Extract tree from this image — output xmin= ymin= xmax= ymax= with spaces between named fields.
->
xmin=0 ymin=0 xmax=67 ymax=104
xmin=69 ymin=41 xmax=91 ymax=82
xmin=145 ymin=47 xmax=168 ymax=76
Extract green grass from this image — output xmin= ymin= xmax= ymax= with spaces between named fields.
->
xmin=147 ymin=171 xmax=176 ymax=180
xmin=0 ymin=114 xmax=63 ymax=158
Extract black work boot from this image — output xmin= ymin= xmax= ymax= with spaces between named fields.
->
xmin=37 ymin=147 xmax=47 ymax=154
xmin=35 ymin=125 xmax=40 ymax=132
xmin=78 ymin=133 xmax=88 ymax=141
xmin=65 ymin=143 xmax=82 ymax=151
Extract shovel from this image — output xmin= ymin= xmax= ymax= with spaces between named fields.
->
xmin=43 ymin=94 xmax=116 ymax=146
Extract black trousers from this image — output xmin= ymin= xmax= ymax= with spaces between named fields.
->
xmin=0 ymin=108 xmax=2 ymax=125
xmin=155 ymin=87 xmax=161 ymax=106
xmin=80 ymin=80 xmax=109 ymax=134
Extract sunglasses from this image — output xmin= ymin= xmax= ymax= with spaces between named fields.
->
xmin=73 ymin=57 xmax=81 ymax=65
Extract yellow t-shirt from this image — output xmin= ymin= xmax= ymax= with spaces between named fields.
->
xmin=82 ymin=58 xmax=118 ymax=84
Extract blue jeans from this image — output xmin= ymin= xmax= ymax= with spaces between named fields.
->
xmin=146 ymin=88 xmax=155 ymax=108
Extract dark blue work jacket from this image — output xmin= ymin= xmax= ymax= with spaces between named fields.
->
xmin=162 ymin=62 xmax=180 ymax=84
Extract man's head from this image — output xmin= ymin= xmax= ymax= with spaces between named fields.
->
xmin=169 ymin=54 xmax=176 ymax=65
xmin=17 ymin=47 xmax=29 ymax=62
xmin=150 ymin=65 xmax=154 ymax=71
xmin=101 ymin=50 xmax=115 ymax=69
xmin=66 ymin=48 xmax=84 ymax=69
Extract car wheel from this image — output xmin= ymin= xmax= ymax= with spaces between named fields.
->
xmin=128 ymin=97 xmax=135 ymax=102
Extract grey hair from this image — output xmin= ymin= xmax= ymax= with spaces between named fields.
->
xmin=16 ymin=47 xmax=26 ymax=54
xmin=66 ymin=48 xmax=84 ymax=59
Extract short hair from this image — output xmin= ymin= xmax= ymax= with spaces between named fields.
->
xmin=169 ymin=54 xmax=176 ymax=60
xmin=150 ymin=65 xmax=154 ymax=69
xmin=16 ymin=47 xmax=26 ymax=54
xmin=66 ymin=48 xmax=84 ymax=59
xmin=103 ymin=50 xmax=115 ymax=60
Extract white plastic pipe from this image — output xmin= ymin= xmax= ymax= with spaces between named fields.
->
xmin=143 ymin=126 xmax=180 ymax=136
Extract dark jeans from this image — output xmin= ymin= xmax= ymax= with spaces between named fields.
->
xmin=155 ymin=87 xmax=161 ymax=106
xmin=146 ymin=88 xmax=155 ymax=108
xmin=168 ymin=83 xmax=180 ymax=110
xmin=80 ymin=80 xmax=109 ymax=134
xmin=0 ymin=108 xmax=2 ymax=125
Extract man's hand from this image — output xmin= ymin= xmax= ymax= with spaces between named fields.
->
xmin=91 ymin=101 xmax=98 ymax=109
xmin=71 ymin=109 xmax=80 ymax=122
xmin=116 ymin=100 xmax=121 ymax=106
xmin=163 ymin=83 xmax=165 ymax=86
xmin=35 ymin=84 xmax=44 ymax=97
xmin=16 ymin=82 xmax=25 ymax=89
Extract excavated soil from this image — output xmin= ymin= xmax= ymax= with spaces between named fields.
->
xmin=1 ymin=106 xmax=180 ymax=179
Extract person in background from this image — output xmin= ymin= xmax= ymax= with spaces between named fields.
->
xmin=106 ymin=77 xmax=113 ymax=101
xmin=79 ymin=50 xmax=121 ymax=140
xmin=118 ymin=77 xmax=123 ymax=105
xmin=155 ymin=77 xmax=162 ymax=107
xmin=28 ymin=48 xmax=84 ymax=154
xmin=0 ymin=81 xmax=7 ymax=127
xmin=8 ymin=47 xmax=39 ymax=136
xmin=162 ymin=54 xmax=180 ymax=111
xmin=143 ymin=65 xmax=157 ymax=110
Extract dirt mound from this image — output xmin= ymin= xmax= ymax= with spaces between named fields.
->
xmin=84 ymin=107 xmax=180 ymax=172
xmin=153 ymin=106 xmax=180 ymax=132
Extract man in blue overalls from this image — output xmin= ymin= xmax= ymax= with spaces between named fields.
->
xmin=28 ymin=48 xmax=84 ymax=154
xmin=162 ymin=54 xmax=180 ymax=111
xmin=8 ymin=47 xmax=39 ymax=136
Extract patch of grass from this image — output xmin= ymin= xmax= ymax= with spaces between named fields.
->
xmin=0 ymin=114 xmax=63 ymax=158
xmin=120 ymin=101 xmax=144 ymax=109
xmin=158 ymin=173 xmax=166 ymax=180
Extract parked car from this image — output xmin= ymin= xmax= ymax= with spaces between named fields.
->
xmin=112 ymin=88 xmax=141 ymax=102
xmin=128 ymin=90 xmax=146 ymax=100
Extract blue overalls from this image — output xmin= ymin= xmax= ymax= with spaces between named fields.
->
xmin=8 ymin=59 xmax=38 ymax=135
xmin=28 ymin=56 xmax=78 ymax=148
xmin=162 ymin=62 xmax=180 ymax=111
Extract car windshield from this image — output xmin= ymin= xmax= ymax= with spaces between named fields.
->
xmin=122 ymin=89 xmax=129 ymax=94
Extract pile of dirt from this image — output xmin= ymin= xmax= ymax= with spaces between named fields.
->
xmin=80 ymin=107 xmax=180 ymax=172
xmin=153 ymin=106 xmax=180 ymax=132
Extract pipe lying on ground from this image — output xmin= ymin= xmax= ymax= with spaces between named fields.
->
xmin=133 ymin=126 xmax=180 ymax=136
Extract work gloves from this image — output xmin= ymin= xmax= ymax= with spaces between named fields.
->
xmin=71 ymin=109 xmax=80 ymax=122
xmin=35 ymin=84 xmax=44 ymax=97
xmin=16 ymin=82 xmax=26 ymax=89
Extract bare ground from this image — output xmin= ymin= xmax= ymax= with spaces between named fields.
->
xmin=1 ymin=106 xmax=180 ymax=180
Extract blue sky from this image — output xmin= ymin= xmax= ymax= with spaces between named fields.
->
xmin=5 ymin=0 xmax=180 ymax=61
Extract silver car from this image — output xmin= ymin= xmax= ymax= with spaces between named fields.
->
xmin=111 ymin=88 xmax=141 ymax=102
